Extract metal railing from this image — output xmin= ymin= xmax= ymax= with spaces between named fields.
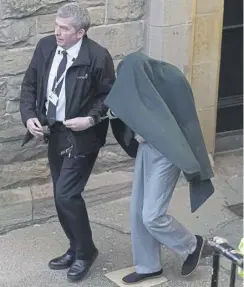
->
xmin=207 ymin=237 xmax=244 ymax=287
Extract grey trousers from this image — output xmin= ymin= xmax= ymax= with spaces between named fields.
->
xmin=131 ymin=143 xmax=197 ymax=274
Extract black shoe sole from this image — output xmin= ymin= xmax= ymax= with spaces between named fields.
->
xmin=67 ymin=252 xmax=98 ymax=282
xmin=122 ymin=274 xmax=163 ymax=285
xmin=48 ymin=262 xmax=73 ymax=270
xmin=181 ymin=237 xmax=205 ymax=277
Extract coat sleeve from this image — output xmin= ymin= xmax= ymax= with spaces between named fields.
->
xmin=20 ymin=40 xmax=41 ymax=126
xmin=110 ymin=118 xmax=139 ymax=158
xmin=87 ymin=49 xmax=115 ymax=124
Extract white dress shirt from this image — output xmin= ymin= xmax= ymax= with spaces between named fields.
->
xmin=46 ymin=39 xmax=82 ymax=121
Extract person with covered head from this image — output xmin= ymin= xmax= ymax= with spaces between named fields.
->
xmin=105 ymin=52 xmax=214 ymax=284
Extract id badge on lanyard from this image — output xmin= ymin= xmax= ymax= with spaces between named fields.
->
xmin=48 ymin=91 xmax=58 ymax=106
xmin=48 ymin=66 xmax=68 ymax=106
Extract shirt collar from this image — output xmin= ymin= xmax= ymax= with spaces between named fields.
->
xmin=57 ymin=38 xmax=82 ymax=60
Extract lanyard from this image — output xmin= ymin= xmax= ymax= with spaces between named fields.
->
xmin=52 ymin=65 xmax=69 ymax=94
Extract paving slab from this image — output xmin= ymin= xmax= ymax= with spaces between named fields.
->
xmin=105 ymin=267 xmax=168 ymax=286
xmin=0 ymin=221 xmax=132 ymax=287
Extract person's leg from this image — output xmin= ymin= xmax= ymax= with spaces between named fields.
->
xmin=122 ymin=143 xmax=163 ymax=284
xmin=53 ymin=152 xmax=99 ymax=281
xmin=55 ymin=152 xmax=98 ymax=260
xmin=142 ymin=143 xmax=197 ymax=261
xmin=131 ymin=144 xmax=162 ymax=274
xmin=48 ymin=132 xmax=75 ymax=255
xmin=142 ymin=144 xmax=204 ymax=277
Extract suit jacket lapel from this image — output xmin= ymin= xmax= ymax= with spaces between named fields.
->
xmin=43 ymin=50 xmax=56 ymax=97
xmin=39 ymin=36 xmax=57 ymax=116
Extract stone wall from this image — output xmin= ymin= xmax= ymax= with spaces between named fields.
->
xmin=0 ymin=0 xmax=145 ymax=191
xmin=190 ymin=0 xmax=224 ymax=153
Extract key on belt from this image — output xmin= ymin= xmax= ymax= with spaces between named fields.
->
xmin=60 ymin=145 xmax=73 ymax=158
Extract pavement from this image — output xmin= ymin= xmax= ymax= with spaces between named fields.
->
xmin=0 ymin=149 xmax=243 ymax=287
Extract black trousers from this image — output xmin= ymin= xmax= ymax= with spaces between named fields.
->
xmin=48 ymin=124 xmax=98 ymax=260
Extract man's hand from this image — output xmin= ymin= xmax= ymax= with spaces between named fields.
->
xmin=135 ymin=134 xmax=145 ymax=143
xmin=63 ymin=117 xmax=94 ymax=132
xmin=26 ymin=118 xmax=44 ymax=137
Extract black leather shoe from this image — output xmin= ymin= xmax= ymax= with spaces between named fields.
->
xmin=181 ymin=235 xmax=205 ymax=276
xmin=122 ymin=269 xmax=163 ymax=284
xmin=48 ymin=253 xmax=75 ymax=270
xmin=67 ymin=250 xmax=98 ymax=282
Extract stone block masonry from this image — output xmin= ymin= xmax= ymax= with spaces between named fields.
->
xmin=0 ymin=0 xmax=145 ymax=191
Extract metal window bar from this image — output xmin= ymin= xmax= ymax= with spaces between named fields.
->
xmin=207 ymin=237 xmax=244 ymax=287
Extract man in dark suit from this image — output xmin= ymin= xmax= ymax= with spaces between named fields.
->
xmin=19 ymin=3 xmax=115 ymax=282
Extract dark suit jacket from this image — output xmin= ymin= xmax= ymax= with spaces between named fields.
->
xmin=105 ymin=52 xmax=215 ymax=212
xmin=20 ymin=35 xmax=115 ymax=154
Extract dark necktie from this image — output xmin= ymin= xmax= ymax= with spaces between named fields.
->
xmin=47 ymin=50 xmax=68 ymax=126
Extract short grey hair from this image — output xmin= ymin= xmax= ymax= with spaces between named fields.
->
xmin=57 ymin=3 xmax=91 ymax=32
